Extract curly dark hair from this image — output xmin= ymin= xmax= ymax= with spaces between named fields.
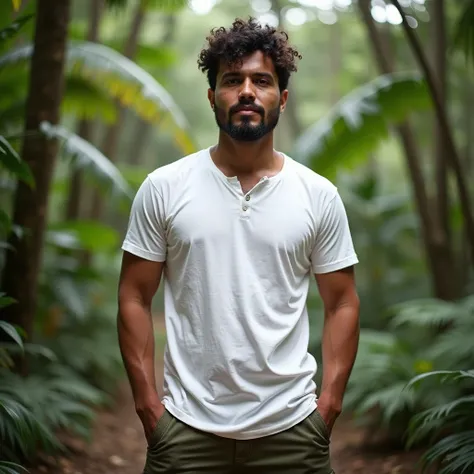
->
xmin=197 ymin=17 xmax=302 ymax=92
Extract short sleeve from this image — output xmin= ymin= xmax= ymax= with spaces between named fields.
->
xmin=311 ymin=192 xmax=358 ymax=274
xmin=121 ymin=176 xmax=167 ymax=262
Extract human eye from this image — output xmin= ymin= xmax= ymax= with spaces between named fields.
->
xmin=255 ymin=77 xmax=270 ymax=86
xmin=224 ymin=77 xmax=240 ymax=85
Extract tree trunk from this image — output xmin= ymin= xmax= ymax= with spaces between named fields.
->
xmin=90 ymin=0 xmax=147 ymax=220
xmin=358 ymin=0 xmax=460 ymax=300
xmin=432 ymin=0 xmax=450 ymax=247
xmin=391 ymin=0 xmax=474 ymax=270
xmin=1 ymin=0 xmax=71 ymax=361
xmin=66 ymin=0 xmax=104 ymax=220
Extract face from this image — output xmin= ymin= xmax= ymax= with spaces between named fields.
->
xmin=208 ymin=51 xmax=288 ymax=142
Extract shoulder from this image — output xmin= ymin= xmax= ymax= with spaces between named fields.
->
xmin=146 ymin=147 xmax=210 ymax=194
xmin=283 ymin=154 xmax=338 ymax=205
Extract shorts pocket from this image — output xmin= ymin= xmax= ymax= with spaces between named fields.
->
xmin=309 ymin=409 xmax=330 ymax=443
xmin=148 ymin=410 xmax=172 ymax=448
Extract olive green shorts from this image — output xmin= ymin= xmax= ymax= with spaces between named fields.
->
xmin=143 ymin=408 xmax=335 ymax=474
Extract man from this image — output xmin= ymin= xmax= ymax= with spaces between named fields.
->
xmin=118 ymin=17 xmax=360 ymax=474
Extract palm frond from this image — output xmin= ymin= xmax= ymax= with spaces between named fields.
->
xmin=406 ymin=370 xmax=474 ymax=390
xmin=421 ymin=431 xmax=474 ymax=474
xmin=0 ymin=136 xmax=34 ymax=186
xmin=0 ymin=75 xmax=117 ymax=129
xmin=0 ymin=41 xmax=196 ymax=155
xmin=0 ymin=460 xmax=28 ymax=474
xmin=389 ymin=298 xmax=464 ymax=329
xmin=39 ymin=121 xmax=133 ymax=200
xmin=408 ymin=396 xmax=474 ymax=447
xmin=0 ymin=322 xmax=23 ymax=350
xmin=0 ymin=14 xmax=33 ymax=44
xmin=292 ymin=72 xmax=431 ymax=180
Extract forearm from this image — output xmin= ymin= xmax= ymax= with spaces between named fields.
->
xmin=320 ymin=303 xmax=360 ymax=409
xmin=117 ymin=300 xmax=158 ymax=406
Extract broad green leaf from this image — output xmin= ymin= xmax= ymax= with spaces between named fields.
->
xmin=0 ymin=73 xmax=117 ymax=128
xmin=292 ymin=73 xmax=432 ymax=180
xmin=0 ymin=293 xmax=16 ymax=309
xmin=0 ymin=14 xmax=33 ymax=43
xmin=39 ymin=121 xmax=133 ymax=200
xmin=48 ymin=220 xmax=119 ymax=252
xmin=0 ymin=41 xmax=197 ymax=155
xmin=0 ymin=136 xmax=34 ymax=186
xmin=0 ymin=321 xmax=23 ymax=349
xmin=62 ymin=75 xmax=117 ymax=123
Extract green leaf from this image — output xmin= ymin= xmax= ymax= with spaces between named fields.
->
xmin=0 ymin=321 xmax=23 ymax=349
xmin=0 ymin=460 xmax=29 ymax=474
xmin=389 ymin=298 xmax=463 ymax=329
xmin=406 ymin=370 xmax=474 ymax=390
xmin=48 ymin=220 xmax=119 ymax=253
xmin=0 ymin=293 xmax=17 ymax=309
xmin=0 ymin=14 xmax=33 ymax=44
xmin=0 ymin=41 xmax=197 ymax=155
xmin=39 ymin=121 xmax=133 ymax=200
xmin=62 ymin=75 xmax=116 ymax=123
xmin=292 ymin=73 xmax=432 ymax=180
xmin=0 ymin=136 xmax=34 ymax=186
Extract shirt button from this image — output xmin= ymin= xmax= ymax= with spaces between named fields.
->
xmin=242 ymin=206 xmax=248 ymax=211
xmin=245 ymin=195 xmax=250 ymax=201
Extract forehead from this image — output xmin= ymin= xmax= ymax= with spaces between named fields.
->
xmin=218 ymin=50 xmax=276 ymax=77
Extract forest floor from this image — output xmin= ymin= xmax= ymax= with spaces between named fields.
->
xmin=29 ymin=315 xmax=426 ymax=474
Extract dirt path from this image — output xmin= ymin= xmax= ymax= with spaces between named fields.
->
xmin=30 ymin=316 xmax=424 ymax=474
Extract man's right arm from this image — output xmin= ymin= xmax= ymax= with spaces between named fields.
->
xmin=117 ymin=251 xmax=165 ymax=441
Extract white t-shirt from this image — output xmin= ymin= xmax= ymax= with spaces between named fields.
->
xmin=121 ymin=147 xmax=358 ymax=440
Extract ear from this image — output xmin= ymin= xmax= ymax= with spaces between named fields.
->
xmin=207 ymin=88 xmax=215 ymax=110
xmin=280 ymin=89 xmax=289 ymax=114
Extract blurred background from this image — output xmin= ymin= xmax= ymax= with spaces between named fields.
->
xmin=0 ymin=0 xmax=473 ymax=473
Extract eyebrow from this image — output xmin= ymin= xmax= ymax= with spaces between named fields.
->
xmin=221 ymin=71 xmax=274 ymax=80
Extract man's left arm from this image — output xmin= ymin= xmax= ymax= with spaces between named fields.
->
xmin=315 ymin=266 xmax=360 ymax=433
xmin=310 ymin=191 xmax=360 ymax=433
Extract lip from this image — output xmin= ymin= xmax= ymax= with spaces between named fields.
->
xmin=236 ymin=110 xmax=258 ymax=115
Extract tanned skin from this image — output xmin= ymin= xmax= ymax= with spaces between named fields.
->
xmin=117 ymin=253 xmax=165 ymax=441
xmin=117 ymin=50 xmax=360 ymax=441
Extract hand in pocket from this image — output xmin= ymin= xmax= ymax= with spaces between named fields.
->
xmin=137 ymin=400 xmax=166 ymax=443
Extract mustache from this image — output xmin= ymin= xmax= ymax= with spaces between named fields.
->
xmin=229 ymin=103 xmax=265 ymax=116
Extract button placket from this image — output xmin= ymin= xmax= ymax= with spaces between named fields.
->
xmin=241 ymin=193 xmax=250 ymax=217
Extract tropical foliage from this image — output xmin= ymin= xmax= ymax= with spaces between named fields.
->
xmin=1 ymin=0 xmax=474 ymax=472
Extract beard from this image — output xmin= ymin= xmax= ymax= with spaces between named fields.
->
xmin=214 ymin=103 xmax=281 ymax=142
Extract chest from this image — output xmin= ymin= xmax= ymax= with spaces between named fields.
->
xmin=164 ymin=179 xmax=317 ymax=262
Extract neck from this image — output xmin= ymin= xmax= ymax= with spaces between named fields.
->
xmin=212 ymin=131 xmax=281 ymax=176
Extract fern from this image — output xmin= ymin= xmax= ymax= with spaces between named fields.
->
xmin=0 ymin=461 xmax=28 ymax=474
xmin=405 ymin=369 xmax=474 ymax=473
xmin=423 ymin=431 xmax=474 ymax=474
xmin=389 ymin=298 xmax=463 ymax=328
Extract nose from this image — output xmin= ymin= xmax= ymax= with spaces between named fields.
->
xmin=238 ymin=78 xmax=256 ymax=102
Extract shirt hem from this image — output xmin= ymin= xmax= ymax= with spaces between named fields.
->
xmin=162 ymin=396 xmax=317 ymax=440
xmin=312 ymin=254 xmax=359 ymax=274
xmin=121 ymin=241 xmax=166 ymax=262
